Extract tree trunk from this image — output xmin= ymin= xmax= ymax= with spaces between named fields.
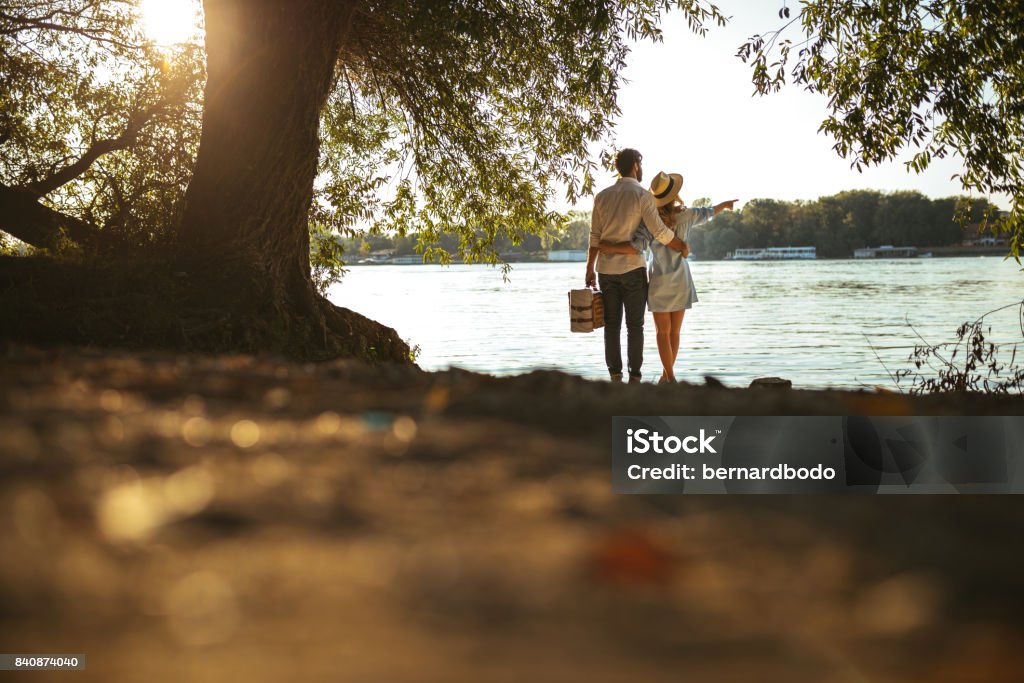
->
xmin=176 ymin=0 xmax=408 ymax=362
xmin=179 ymin=0 xmax=343 ymax=286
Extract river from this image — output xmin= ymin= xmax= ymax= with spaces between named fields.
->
xmin=327 ymin=258 xmax=1024 ymax=389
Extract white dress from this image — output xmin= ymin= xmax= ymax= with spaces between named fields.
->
xmin=631 ymin=207 xmax=712 ymax=313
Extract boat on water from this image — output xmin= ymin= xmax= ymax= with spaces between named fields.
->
xmin=853 ymin=245 xmax=919 ymax=259
xmin=389 ymin=255 xmax=423 ymax=265
xmin=726 ymin=246 xmax=817 ymax=260
xmin=547 ymin=249 xmax=588 ymax=262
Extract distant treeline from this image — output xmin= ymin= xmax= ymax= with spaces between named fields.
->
xmin=686 ymin=191 xmax=996 ymax=259
xmin=342 ymin=190 xmax=999 ymax=261
xmin=341 ymin=229 xmax=547 ymax=259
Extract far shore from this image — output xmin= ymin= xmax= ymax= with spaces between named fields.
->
xmin=352 ymin=247 xmax=1012 ymax=265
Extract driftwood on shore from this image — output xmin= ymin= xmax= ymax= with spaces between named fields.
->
xmin=1 ymin=345 xmax=1023 ymax=682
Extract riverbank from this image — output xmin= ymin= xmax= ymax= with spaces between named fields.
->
xmin=0 ymin=255 xmax=411 ymax=363
xmin=2 ymin=344 xmax=1024 ymax=681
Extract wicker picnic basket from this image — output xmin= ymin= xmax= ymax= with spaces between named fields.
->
xmin=569 ymin=287 xmax=604 ymax=333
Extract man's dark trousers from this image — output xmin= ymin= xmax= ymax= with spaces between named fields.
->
xmin=598 ymin=267 xmax=648 ymax=379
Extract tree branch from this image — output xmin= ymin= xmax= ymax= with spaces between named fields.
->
xmin=0 ymin=6 xmax=144 ymax=51
xmin=25 ymin=104 xmax=162 ymax=197
xmin=0 ymin=183 xmax=102 ymax=250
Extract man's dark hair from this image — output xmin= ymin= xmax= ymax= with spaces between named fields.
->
xmin=614 ymin=149 xmax=642 ymax=176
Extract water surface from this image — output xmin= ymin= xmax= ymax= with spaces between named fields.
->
xmin=328 ymin=258 xmax=1024 ymax=389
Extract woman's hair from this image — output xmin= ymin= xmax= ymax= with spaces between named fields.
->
xmin=658 ymin=200 xmax=680 ymax=227
xmin=655 ymin=198 xmax=679 ymax=223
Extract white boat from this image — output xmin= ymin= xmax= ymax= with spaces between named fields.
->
xmin=547 ymin=249 xmax=588 ymax=262
xmin=728 ymin=246 xmax=816 ymax=260
xmin=389 ymin=255 xmax=423 ymax=265
xmin=854 ymin=245 xmax=918 ymax=259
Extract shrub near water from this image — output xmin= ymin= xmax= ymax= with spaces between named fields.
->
xmin=894 ymin=300 xmax=1024 ymax=394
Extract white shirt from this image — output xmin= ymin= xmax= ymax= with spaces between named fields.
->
xmin=589 ymin=178 xmax=675 ymax=275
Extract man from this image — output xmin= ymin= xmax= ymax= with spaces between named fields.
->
xmin=586 ymin=149 xmax=689 ymax=383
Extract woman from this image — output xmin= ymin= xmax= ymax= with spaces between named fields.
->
xmin=600 ymin=171 xmax=735 ymax=383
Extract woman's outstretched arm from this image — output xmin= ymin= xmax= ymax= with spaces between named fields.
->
xmin=713 ymin=199 xmax=739 ymax=215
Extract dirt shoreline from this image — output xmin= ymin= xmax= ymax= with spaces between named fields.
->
xmin=2 ymin=345 xmax=1023 ymax=682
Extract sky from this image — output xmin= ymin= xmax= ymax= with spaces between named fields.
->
xmin=573 ymin=0 xmax=1007 ymax=212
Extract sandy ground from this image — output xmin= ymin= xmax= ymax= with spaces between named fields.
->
xmin=2 ymin=345 xmax=1024 ymax=682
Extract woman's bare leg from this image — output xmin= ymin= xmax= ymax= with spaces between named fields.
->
xmin=670 ymin=310 xmax=685 ymax=365
xmin=653 ymin=312 xmax=675 ymax=382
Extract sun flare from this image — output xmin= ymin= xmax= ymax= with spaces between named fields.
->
xmin=138 ymin=0 xmax=201 ymax=46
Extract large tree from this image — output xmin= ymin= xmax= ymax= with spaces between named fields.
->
xmin=161 ymin=0 xmax=728 ymax=358
xmin=740 ymin=0 xmax=1023 ymax=256
xmin=2 ymin=0 xmax=729 ymax=360
xmin=2 ymin=0 xmax=728 ymax=360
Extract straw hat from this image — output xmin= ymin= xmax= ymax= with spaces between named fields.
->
xmin=649 ymin=171 xmax=684 ymax=207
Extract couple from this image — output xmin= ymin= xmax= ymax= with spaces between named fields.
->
xmin=585 ymin=148 xmax=736 ymax=384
